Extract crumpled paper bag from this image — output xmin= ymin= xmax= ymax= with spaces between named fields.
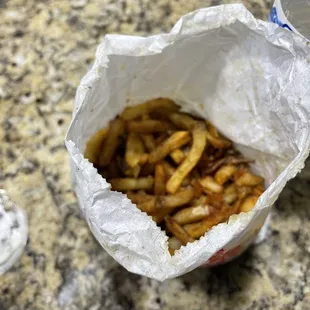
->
xmin=65 ymin=4 xmax=310 ymax=281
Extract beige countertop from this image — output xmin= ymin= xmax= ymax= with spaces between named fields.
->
xmin=1 ymin=0 xmax=310 ymax=309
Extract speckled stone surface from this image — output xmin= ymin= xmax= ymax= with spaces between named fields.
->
xmin=1 ymin=0 xmax=310 ymax=309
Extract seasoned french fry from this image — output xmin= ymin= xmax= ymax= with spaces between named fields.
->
xmin=239 ymin=195 xmax=259 ymax=213
xmin=168 ymin=237 xmax=182 ymax=255
xmin=235 ymin=171 xmax=264 ymax=187
xmin=120 ymin=98 xmax=179 ymax=120
xmin=170 ymin=148 xmax=185 ymax=164
xmin=199 ymin=176 xmax=223 ymax=193
xmin=166 ymin=123 xmax=207 ymax=194
xmin=154 ymin=163 xmax=166 ymax=195
xmin=208 ymin=193 xmax=224 ymax=209
xmin=110 ymin=176 xmax=154 ymax=191
xmin=237 ymin=186 xmax=252 ymax=200
xmin=214 ymin=164 xmax=237 ymax=185
xmin=149 ymin=108 xmax=174 ymax=120
xmin=206 ymin=121 xmax=220 ymax=138
xmin=124 ymin=166 xmax=141 ymax=178
xmin=140 ymin=134 xmax=156 ymax=152
xmin=181 ymin=177 xmax=190 ymax=187
xmin=128 ymin=192 xmax=158 ymax=212
xmin=125 ymin=132 xmax=148 ymax=168
xmin=190 ymin=178 xmax=204 ymax=198
xmin=99 ymin=119 xmax=125 ymax=167
xmin=172 ymin=204 xmax=215 ymax=225
xmin=226 ymin=156 xmax=254 ymax=166
xmin=84 ymin=128 xmax=107 ymax=165
xmin=127 ymin=120 xmax=175 ymax=133
xmin=152 ymin=208 xmax=173 ymax=223
xmin=234 ymin=167 xmax=248 ymax=180
xmin=136 ymin=199 xmax=157 ymax=213
xmin=126 ymin=192 xmax=154 ymax=204
xmin=149 ymin=131 xmax=191 ymax=164
xmin=158 ymin=186 xmax=195 ymax=209
xmin=139 ymin=154 xmax=149 ymax=165
xmin=168 ymin=113 xmax=197 ymax=130
xmin=165 ymin=216 xmax=195 ymax=245
xmin=191 ymin=195 xmax=209 ymax=206
xmin=202 ymin=156 xmax=254 ymax=175
xmin=205 ymin=122 xmax=232 ymax=149
xmin=162 ymin=160 xmax=176 ymax=177
xmin=155 ymin=134 xmax=168 ymax=146
xmin=117 ymin=157 xmax=140 ymax=178
xmin=205 ymin=131 xmax=229 ymax=149
xmin=223 ymin=184 xmax=238 ymax=205
xmin=184 ymin=215 xmax=222 ymax=239
xmin=253 ymin=184 xmax=264 ymax=196
xmin=141 ymin=114 xmax=150 ymax=120
xmin=184 ymin=201 xmax=240 ymax=239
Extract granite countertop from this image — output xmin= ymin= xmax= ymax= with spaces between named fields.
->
xmin=1 ymin=0 xmax=310 ymax=309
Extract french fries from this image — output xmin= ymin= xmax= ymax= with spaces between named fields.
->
xmin=237 ymin=186 xmax=253 ymax=200
xmin=155 ymin=134 xmax=168 ymax=146
xmin=190 ymin=178 xmax=203 ymax=198
xmin=253 ymin=184 xmax=264 ymax=196
xmin=184 ymin=201 xmax=240 ymax=239
xmin=172 ymin=204 xmax=215 ymax=225
xmin=208 ymin=193 xmax=224 ymax=209
xmin=168 ymin=113 xmax=197 ymax=130
xmin=170 ymin=149 xmax=185 ymax=164
xmin=158 ymin=186 xmax=195 ymax=209
xmin=148 ymin=131 xmax=191 ymax=164
xmin=154 ymin=163 xmax=166 ymax=195
xmin=124 ymin=165 xmax=141 ymax=178
xmin=140 ymin=134 xmax=156 ymax=152
xmin=120 ymin=98 xmax=179 ymax=120
xmin=191 ymin=195 xmax=209 ymax=206
xmin=214 ymin=164 xmax=237 ymax=185
xmin=166 ymin=123 xmax=207 ymax=194
xmin=239 ymin=195 xmax=259 ymax=213
xmin=202 ymin=156 xmax=254 ymax=175
xmin=125 ymin=132 xmax=148 ymax=168
xmin=223 ymin=184 xmax=238 ymax=205
xmin=168 ymin=237 xmax=182 ymax=255
xmin=165 ymin=217 xmax=195 ymax=245
xmin=235 ymin=171 xmax=264 ymax=187
xmin=99 ymin=119 xmax=125 ymax=167
xmin=152 ymin=208 xmax=173 ymax=223
xmin=162 ymin=160 xmax=176 ymax=177
xmin=137 ymin=199 xmax=157 ymax=213
xmin=126 ymin=191 xmax=154 ymax=204
xmin=109 ymin=176 xmax=154 ymax=191
xmin=205 ymin=122 xmax=232 ymax=149
xmin=86 ymin=98 xmax=265 ymax=256
xmin=199 ymin=176 xmax=223 ymax=194
xmin=84 ymin=128 xmax=107 ymax=165
xmin=127 ymin=120 xmax=175 ymax=133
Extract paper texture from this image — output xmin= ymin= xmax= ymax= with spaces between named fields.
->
xmin=65 ymin=4 xmax=310 ymax=281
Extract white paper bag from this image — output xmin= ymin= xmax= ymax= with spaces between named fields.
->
xmin=65 ymin=4 xmax=310 ymax=281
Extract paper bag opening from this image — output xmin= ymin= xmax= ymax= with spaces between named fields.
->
xmin=66 ymin=4 xmax=310 ymax=280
